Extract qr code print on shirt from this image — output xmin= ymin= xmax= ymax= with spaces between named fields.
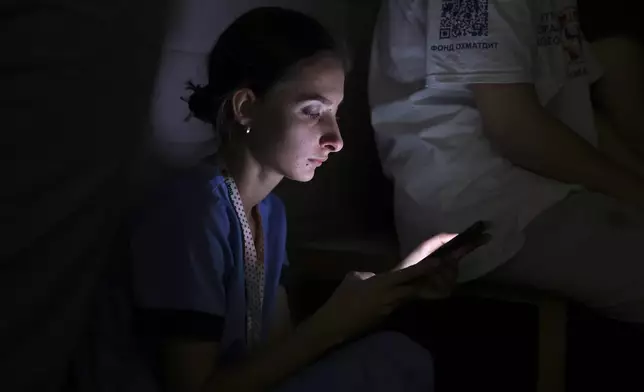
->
xmin=439 ymin=0 xmax=489 ymax=40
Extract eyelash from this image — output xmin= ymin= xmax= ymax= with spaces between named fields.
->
xmin=302 ymin=107 xmax=340 ymax=122
xmin=302 ymin=107 xmax=322 ymax=120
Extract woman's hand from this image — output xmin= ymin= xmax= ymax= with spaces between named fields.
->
xmin=414 ymin=253 xmax=460 ymax=300
xmin=393 ymin=233 xmax=458 ymax=271
xmin=311 ymin=258 xmax=439 ymax=345
xmin=395 ymin=233 xmax=491 ymax=300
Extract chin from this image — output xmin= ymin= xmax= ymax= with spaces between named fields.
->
xmin=286 ymin=167 xmax=316 ymax=182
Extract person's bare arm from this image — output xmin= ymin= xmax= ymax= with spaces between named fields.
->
xmin=471 ymin=83 xmax=644 ymax=206
xmin=591 ymin=37 xmax=644 ymax=159
xmin=592 ymin=37 xmax=644 ymax=176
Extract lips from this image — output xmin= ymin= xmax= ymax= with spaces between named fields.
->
xmin=309 ymin=158 xmax=327 ymax=167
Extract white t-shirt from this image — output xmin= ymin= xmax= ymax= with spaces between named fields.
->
xmin=369 ymin=0 xmax=603 ymax=281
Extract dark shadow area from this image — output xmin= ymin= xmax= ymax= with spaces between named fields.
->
xmin=287 ymin=277 xmax=644 ymax=392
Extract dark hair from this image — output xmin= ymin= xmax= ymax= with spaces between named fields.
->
xmin=186 ymin=7 xmax=345 ymax=132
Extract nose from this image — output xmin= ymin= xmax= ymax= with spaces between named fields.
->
xmin=320 ymin=116 xmax=344 ymax=153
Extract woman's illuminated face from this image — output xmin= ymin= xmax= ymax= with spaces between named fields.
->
xmin=246 ymin=53 xmax=345 ymax=182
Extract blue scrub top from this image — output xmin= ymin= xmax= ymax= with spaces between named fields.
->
xmin=130 ymin=165 xmax=288 ymax=364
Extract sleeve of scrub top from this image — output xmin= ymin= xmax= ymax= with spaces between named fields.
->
xmin=130 ymin=187 xmax=231 ymax=341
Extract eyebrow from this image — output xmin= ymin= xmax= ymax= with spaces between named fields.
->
xmin=295 ymin=93 xmax=333 ymax=106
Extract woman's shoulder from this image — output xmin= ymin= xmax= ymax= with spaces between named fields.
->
xmin=151 ymin=164 xmax=226 ymax=202
xmin=137 ymin=164 xmax=234 ymax=226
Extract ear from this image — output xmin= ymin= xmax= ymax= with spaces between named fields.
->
xmin=231 ymin=88 xmax=257 ymax=128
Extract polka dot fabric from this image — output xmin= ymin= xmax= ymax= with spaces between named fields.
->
xmin=223 ymin=171 xmax=265 ymax=347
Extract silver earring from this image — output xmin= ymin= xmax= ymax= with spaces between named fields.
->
xmin=245 ymin=126 xmax=251 ymax=134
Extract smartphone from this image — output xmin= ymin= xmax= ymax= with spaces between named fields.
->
xmin=431 ymin=221 xmax=488 ymax=259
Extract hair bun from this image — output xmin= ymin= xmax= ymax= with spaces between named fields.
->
xmin=185 ymin=82 xmax=214 ymax=124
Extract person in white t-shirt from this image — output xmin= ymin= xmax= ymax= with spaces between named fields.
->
xmin=369 ymin=0 xmax=644 ymax=323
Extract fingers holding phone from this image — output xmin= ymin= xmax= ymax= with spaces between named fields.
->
xmin=394 ymin=233 xmax=458 ymax=271
xmin=403 ymin=221 xmax=491 ymax=299
xmin=415 ymin=256 xmax=460 ymax=300
xmin=429 ymin=221 xmax=490 ymax=259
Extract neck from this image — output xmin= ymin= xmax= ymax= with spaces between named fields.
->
xmin=221 ymin=145 xmax=283 ymax=216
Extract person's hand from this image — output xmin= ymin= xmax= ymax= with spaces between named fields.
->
xmin=311 ymin=252 xmax=440 ymax=344
xmin=395 ymin=233 xmax=491 ymax=300
xmin=414 ymin=252 xmax=460 ymax=300
xmin=393 ymin=233 xmax=459 ymax=271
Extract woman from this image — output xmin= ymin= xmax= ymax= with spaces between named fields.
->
xmin=131 ymin=7 xmax=474 ymax=392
